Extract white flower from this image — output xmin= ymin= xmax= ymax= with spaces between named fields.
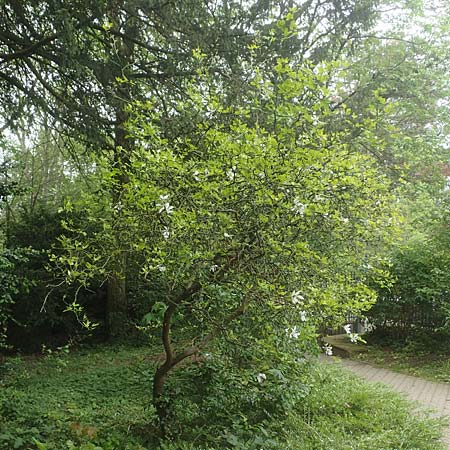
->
xmin=343 ymin=324 xmax=352 ymax=335
xmin=330 ymin=94 xmax=342 ymax=104
xmin=193 ymin=170 xmax=200 ymax=181
xmin=156 ymin=195 xmax=174 ymax=214
xmin=349 ymin=333 xmax=359 ymax=343
xmin=159 ymin=203 xmax=174 ymax=214
xmin=288 ymin=326 xmax=300 ymax=339
xmin=226 ymin=165 xmax=237 ymax=181
xmin=291 ymin=290 xmax=304 ymax=304
xmin=257 ymin=373 xmax=266 ymax=384
xmin=162 ymin=227 xmax=170 ymax=239
xmin=364 ymin=320 xmax=375 ymax=333
xmin=157 ymin=265 xmax=166 ymax=272
xmin=224 ymin=232 xmax=232 ymax=238
xmin=258 ymin=172 xmax=265 ymax=179
xmin=313 ymin=195 xmax=324 ymax=203
xmin=324 ymin=344 xmax=333 ymax=356
xmin=113 ymin=201 xmax=123 ymax=213
xmin=210 ymin=264 xmax=219 ymax=273
xmin=291 ymin=198 xmax=307 ymax=215
xmin=299 ymin=311 xmax=307 ymax=322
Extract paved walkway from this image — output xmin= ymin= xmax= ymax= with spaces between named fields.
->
xmin=335 ymin=358 xmax=450 ymax=447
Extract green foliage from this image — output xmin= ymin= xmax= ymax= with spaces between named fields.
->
xmin=57 ymin=58 xmax=394 ymax=338
xmin=0 ymin=246 xmax=33 ymax=348
xmin=0 ymin=345 xmax=445 ymax=450
xmin=0 ymin=345 xmax=157 ymax=450
xmin=1 ymin=204 xmax=107 ymax=352
xmin=368 ymin=189 xmax=450 ymax=343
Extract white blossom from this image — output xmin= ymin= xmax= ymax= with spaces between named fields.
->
xmin=349 ymin=333 xmax=359 ymax=343
xmin=157 ymin=265 xmax=166 ymax=272
xmin=226 ymin=165 xmax=237 ymax=181
xmin=291 ymin=290 xmax=304 ymax=304
xmin=224 ymin=232 xmax=232 ymax=238
xmin=291 ymin=198 xmax=307 ymax=215
xmin=210 ymin=264 xmax=219 ymax=273
xmin=343 ymin=324 xmax=352 ymax=334
xmin=324 ymin=344 xmax=333 ymax=356
xmin=113 ymin=201 xmax=123 ymax=213
xmin=257 ymin=373 xmax=266 ymax=384
xmin=288 ymin=326 xmax=300 ymax=339
xmin=313 ymin=195 xmax=325 ymax=203
xmin=299 ymin=311 xmax=307 ymax=322
xmin=330 ymin=94 xmax=342 ymax=104
xmin=157 ymin=195 xmax=174 ymax=214
xmin=193 ymin=170 xmax=200 ymax=181
xmin=162 ymin=227 xmax=170 ymax=239
xmin=364 ymin=320 xmax=376 ymax=333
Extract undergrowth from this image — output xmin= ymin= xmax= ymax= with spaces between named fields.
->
xmin=0 ymin=344 xmax=445 ymax=449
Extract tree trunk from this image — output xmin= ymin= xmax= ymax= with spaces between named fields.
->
xmin=107 ymin=270 xmax=127 ymax=338
xmin=152 ymin=363 xmax=171 ymax=435
xmin=104 ymin=0 xmax=137 ymax=338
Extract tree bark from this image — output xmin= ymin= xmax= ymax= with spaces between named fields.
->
xmin=106 ymin=269 xmax=127 ymax=338
xmin=152 ymin=275 xmax=248 ymax=434
xmin=105 ymin=0 xmax=137 ymax=338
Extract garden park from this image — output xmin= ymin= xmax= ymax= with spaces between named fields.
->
xmin=1 ymin=1 xmax=450 ymax=448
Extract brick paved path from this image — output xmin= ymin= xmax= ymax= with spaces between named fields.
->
xmin=337 ymin=358 xmax=450 ymax=447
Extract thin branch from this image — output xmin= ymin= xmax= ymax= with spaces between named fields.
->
xmin=0 ymin=33 xmax=59 ymax=65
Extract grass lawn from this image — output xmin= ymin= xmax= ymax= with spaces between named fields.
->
xmin=0 ymin=343 xmax=446 ymax=449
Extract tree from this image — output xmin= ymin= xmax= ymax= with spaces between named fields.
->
xmin=347 ymin=1 xmax=450 ymax=346
xmin=0 ymin=0 xmax=383 ymax=335
xmin=326 ymin=0 xmax=450 ymax=185
xmin=55 ymin=58 xmax=394 ymax=430
xmin=0 ymin=151 xmax=32 ymax=348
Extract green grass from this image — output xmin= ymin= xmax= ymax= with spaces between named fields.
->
xmin=354 ymin=345 xmax=450 ymax=383
xmin=0 ymin=344 xmax=446 ymax=450
xmin=0 ymin=344 xmax=159 ymax=450
xmin=280 ymin=361 xmax=446 ymax=450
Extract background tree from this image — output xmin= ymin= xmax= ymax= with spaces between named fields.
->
xmin=0 ymin=0 xmax=383 ymax=336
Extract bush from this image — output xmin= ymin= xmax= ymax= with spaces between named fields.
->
xmin=367 ymin=228 xmax=450 ymax=347
xmin=5 ymin=206 xmax=108 ymax=352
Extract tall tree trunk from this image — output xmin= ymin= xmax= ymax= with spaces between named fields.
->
xmin=107 ymin=109 xmax=130 ymax=338
xmin=106 ymin=261 xmax=127 ymax=338
xmin=105 ymin=1 xmax=137 ymax=338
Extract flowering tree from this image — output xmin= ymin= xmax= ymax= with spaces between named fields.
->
xmin=56 ymin=58 xmax=394 ymax=428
